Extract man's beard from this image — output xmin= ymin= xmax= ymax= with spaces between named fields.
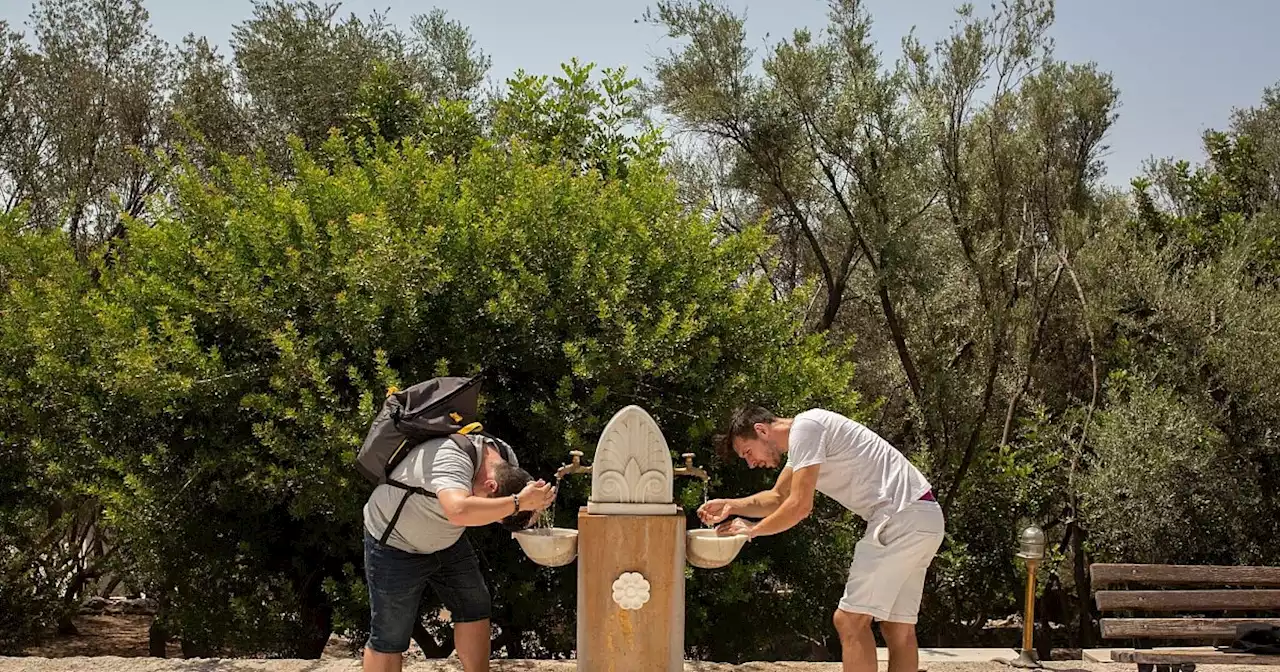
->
xmin=765 ymin=436 xmax=785 ymax=465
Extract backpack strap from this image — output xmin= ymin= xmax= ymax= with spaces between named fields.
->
xmin=377 ymin=433 xmax=485 ymax=547
xmin=479 ymin=432 xmax=513 ymax=464
xmin=452 ymin=433 xmax=482 ymax=472
xmin=379 ymin=479 xmax=430 ymax=545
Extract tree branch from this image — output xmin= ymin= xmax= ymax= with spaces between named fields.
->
xmin=942 ymin=324 xmax=1002 ymax=519
xmin=1060 ymin=247 xmax=1099 ymax=471
xmin=1000 ymin=262 xmax=1064 ymax=446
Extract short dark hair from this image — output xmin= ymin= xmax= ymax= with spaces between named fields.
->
xmin=492 ymin=460 xmax=530 ymax=497
xmin=714 ymin=405 xmax=777 ymax=459
xmin=493 ymin=460 xmax=536 ymax=531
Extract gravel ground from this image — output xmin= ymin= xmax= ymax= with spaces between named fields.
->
xmin=3 ymin=659 xmax=1278 ymax=672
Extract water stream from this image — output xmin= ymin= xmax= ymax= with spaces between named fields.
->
xmin=535 ymin=476 xmax=561 ymax=530
xmin=701 ymin=480 xmax=713 ymax=528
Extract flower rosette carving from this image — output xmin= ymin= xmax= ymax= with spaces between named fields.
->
xmin=611 ymin=572 xmax=651 ymax=610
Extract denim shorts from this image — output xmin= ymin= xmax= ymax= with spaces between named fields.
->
xmin=363 ymin=530 xmax=491 ymax=653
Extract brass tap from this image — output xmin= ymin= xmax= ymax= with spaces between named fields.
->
xmin=673 ymin=453 xmax=709 ymax=482
xmin=554 ymin=450 xmax=591 ymax=481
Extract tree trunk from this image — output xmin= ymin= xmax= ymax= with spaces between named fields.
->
xmin=56 ymin=613 xmax=78 ymax=636
xmin=1036 ymin=575 xmax=1054 ymax=660
xmin=180 ymin=636 xmax=211 ymax=659
xmin=148 ymin=619 xmax=169 ymax=658
xmin=818 ymin=277 xmax=847 ymax=331
xmin=295 ymin=573 xmax=334 ymax=659
xmin=941 ymin=327 xmax=1004 ymax=519
xmin=148 ymin=588 xmax=171 ymax=657
xmin=1072 ymin=522 xmax=1095 ymax=648
xmin=98 ymin=574 xmax=122 ymax=598
xmin=500 ymin=625 xmax=526 ymax=658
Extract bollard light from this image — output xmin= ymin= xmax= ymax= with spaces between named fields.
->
xmin=1010 ymin=525 xmax=1045 ymax=668
xmin=1017 ymin=525 xmax=1046 ymax=560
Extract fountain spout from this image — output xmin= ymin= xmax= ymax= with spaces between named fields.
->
xmin=555 ymin=450 xmax=592 ymax=481
xmin=672 ymin=453 xmax=709 ymax=483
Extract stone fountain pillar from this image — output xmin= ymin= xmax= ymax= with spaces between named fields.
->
xmin=576 ymin=405 xmax=684 ymax=672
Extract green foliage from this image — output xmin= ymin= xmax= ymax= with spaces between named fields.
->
xmin=1082 ymin=372 xmax=1264 ymax=563
xmin=495 ymin=59 xmax=652 ymax=179
xmin=0 ymin=67 xmax=858 ymax=655
xmin=1084 ymin=104 xmax=1280 ymax=567
xmin=345 ymin=61 xmax=427 ymax=145
xmin=0 ymin=0 xmax=172 ymax=245
xmin=1134 ymin=130 xmax=1280 ymax=281
xmin=0 ymin=208 xmax=106 ymax=653
xmin=6 ymin=0 xmax=1280 ymax=660
xmin=229 ymin=0 xmax=479 ymax=153
xmin=648 ymin=0 xmax=1121 ymax=649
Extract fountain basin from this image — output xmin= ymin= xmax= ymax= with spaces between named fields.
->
xmin=513 ymin=527 xmax=579 ymax=567
xmin=686 ymin=529 xmax=748 ymax=569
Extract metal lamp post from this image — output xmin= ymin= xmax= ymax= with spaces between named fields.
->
xmin=1011 ymin=525 xmax=1046 ymax=668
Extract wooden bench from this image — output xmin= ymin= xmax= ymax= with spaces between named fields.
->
xmin=1093 ymin=563 xmax=1280 ymax=671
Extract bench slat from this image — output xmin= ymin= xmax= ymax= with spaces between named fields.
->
xmin=1092 ymin=563 xmax=1280 ymax=587
xmin=1111 ymin=649 xmax=1280 ymax=665
xmin=1096 ymin=589 xmax=1280 ymax=611
xmin=1101 ymin=618 xmax=1280 ymax=639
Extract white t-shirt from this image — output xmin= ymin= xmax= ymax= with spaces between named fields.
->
xmin=363 ymin=435 xmax=519 ymax=554
xmin=784 ymin=408 xmax=932 ymax=523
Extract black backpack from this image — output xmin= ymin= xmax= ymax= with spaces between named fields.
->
xmin=356 ymin=375 xmax=512 ymax=544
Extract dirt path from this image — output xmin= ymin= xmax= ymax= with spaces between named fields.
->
xmin=11 ymin=619 xmax=1278 ymax=672
xmin=4 ymin=660 xmax=1279 ymax=672
xmin=19 ymin=617 xmax=183 ymax=659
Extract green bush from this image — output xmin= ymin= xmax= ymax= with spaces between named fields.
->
xmin=0 ymin=210 xmax=105 ymax=654
xmin=0 ymin=67 xmax=861 ymax=656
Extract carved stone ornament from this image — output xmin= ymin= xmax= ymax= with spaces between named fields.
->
xmin=611 ymin=572 xmax=651 ymax=610
xmin=587 ymin=405 xmax=678 ymax=515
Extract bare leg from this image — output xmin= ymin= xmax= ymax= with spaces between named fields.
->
xmin=834 ymin=608 xmax=877 ymax=672
xmin=880 ymin=621 xmax=919 ymax=672
xmin=453 ymin=619 xmax=491 ymax=672
xmin=362 ymin=648 xmax=402 ymax=672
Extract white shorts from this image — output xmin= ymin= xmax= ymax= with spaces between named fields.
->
xmin=838 ymin=500 xmax=945 ymax=624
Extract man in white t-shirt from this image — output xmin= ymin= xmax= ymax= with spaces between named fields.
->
xmin=698 ymin=406 xmax=945 ymax=672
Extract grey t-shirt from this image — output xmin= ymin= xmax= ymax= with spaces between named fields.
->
xmin=363 ymin=435 xmax=519 ymax=554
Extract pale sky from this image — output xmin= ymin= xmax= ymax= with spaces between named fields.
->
xmin=2 ymin=0 xmax=1278 ymax=186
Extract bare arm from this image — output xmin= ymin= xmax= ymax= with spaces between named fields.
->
xmin=436 ymin=489 xmax=519 ymax=527
xmin=725 ymin=467 xmax=793 ymax=518
xmin=436 ymin=480 xmax=554 ymax=528
xmin=742 ymin=465 xmax=817 ymax=538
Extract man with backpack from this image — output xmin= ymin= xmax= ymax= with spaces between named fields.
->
xmin=356 ymin=376 xmax=555 ymax=672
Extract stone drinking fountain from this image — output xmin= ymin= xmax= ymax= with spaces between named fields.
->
xmin=511 ymin=404 xmax=750 ymax=672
